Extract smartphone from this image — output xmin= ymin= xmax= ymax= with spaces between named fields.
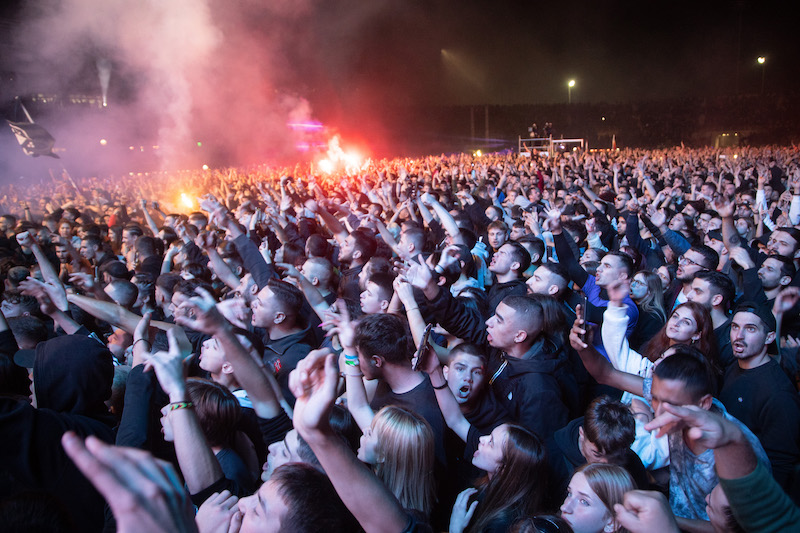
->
xmin=412 ymin=323 xmax=433 ymax=372
xmin=578 ymin=293 xmax=588 ymax=342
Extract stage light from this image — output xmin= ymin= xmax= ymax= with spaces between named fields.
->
xmin=202 ymin=164 xmax=209 ymax=170
xmin=100 ymin=139 xmax=107 ymax=146
xmin=319 ymin=159 xmax=333 ymax=174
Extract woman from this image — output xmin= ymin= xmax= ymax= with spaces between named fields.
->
xmin=560 ymin=464 xmax=635 ymax=533
xmin=640 ymin=301 xmax=717 ymax=367
xmin=627 ymin=271 xmax=667 ymax=351
xmin=450 ymin=424 xmax=548 ymax=533
xmin=358 ymin=406 xmax=436 ymax=518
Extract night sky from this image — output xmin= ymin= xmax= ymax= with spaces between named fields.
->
xmin=0 ymin=0 xmax=797 ymax=172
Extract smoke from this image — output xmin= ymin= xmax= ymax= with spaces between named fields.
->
xmin=9 ymin=0 xmax=328 ymax=172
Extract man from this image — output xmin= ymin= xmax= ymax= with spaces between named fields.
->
xmin=395 ymin=226 xmax=425 ymax=262
xmin=80 ymin=234 xmax=114 ymax=269
xmin=686 ymin=270 xmax=736 ymax=370
xmin=337 ymin=229 xmax=377 ymax=301
xmin=359 ymin=272 xmax=393 ymax=315
xmin=550 ymin=207 xmax=639 ymax=336
xmin=486 ymin=220 xmax=508 ymax=256
xmin=719 ymin=303 xmax=800 ymax=496
xmin=670 ymin=245 xmax=719 ymax=309
xmin=251 ymin=279 xmax=316 ymax=405
xmin=730 ymin=250 xmax=795 ymax=306
xmin=423 ymin=268 xmax=576 ymax=440
xmin=548 ymin=396 xmax=647 ymax=499
xmin=346 ymin=313 xmax=447 ymax=465
xmin=486 ymin=241 xmax=530 ymax=314
xmin=647 ymin=352 xmax=768 ymax=527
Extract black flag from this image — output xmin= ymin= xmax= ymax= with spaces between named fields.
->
xmin=7 ymin=120 xmax=59 ymax=158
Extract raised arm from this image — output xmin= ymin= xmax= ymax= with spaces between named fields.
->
xmin=146 ymin=329 xmax=224 ymax=496
xmin=196 ymin=232 xmax=240 ymax=291
xmin=17 ymin=231 xmax=60 ymax=287
xmin=569 ymin=309 xmax=645 ymax=395
xmin=291 ymin=350 xmax=410 ymax=533
xmin=175 ymin=289 xmax=285 ymax=420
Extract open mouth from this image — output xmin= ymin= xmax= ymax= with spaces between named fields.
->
xmin=457 ymin=385 xmax=470 ymax=398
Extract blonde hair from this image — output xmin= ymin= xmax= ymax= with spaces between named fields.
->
xmin=371 ymin=406 xmax=435 ymax=517
xmin=576 ymin=463 xmax=636 ymax=533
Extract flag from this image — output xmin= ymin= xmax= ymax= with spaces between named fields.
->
xmin=6 ymin=121 xmax=59 ymax=158
xmin=611 ymin=134 xmax=616 ymax=150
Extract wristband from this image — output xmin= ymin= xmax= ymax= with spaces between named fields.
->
xmin=133 ymin=338 xmax=150 ymax=350
xmin=168 ymin=401 xmax=194 ymax=411
xmin=432 ymin=382 xmax=449 ymax=390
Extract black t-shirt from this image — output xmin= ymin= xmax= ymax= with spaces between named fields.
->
xmin=371 ymin=374 xmax=448 ymax=466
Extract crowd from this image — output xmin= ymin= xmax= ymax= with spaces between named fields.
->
xmin=1 ymin=145 xmax=800 ymax=533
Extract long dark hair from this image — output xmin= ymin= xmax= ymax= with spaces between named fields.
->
xmin=642 ymin=302 xmax=717 ymax=366
xmin=468 ymin=424 xmax=548 ymax=533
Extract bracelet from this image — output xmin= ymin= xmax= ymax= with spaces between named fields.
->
xmin=406 ymin=307 xmax=419 ymax=312
xmin=345 ymin=359 xmax=360 ymax=367
xmin=133 ymin=338 xmax=151 ymax=350
xmin=344 ymin=372 xmax=364 ymax=378
xmin=168 ymin=401 xmax=194 ymax=411
xmin=432 ymin=382 xmax=449 ymax=390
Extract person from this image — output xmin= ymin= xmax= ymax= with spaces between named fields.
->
xmin=485 ymin=241 xmax=530 ymax=314
xmin=560 ymin=463 xmax=636 ymax=533
xmin=548 ymin=396 xmax=648 ymax=500
xmin=335 ymin=311 xmax=448 ymax=466
xmin=449 ymin=423 xmax=548 ymax=533
xmin=646 ymin=403 xmax=800 ymax=532
xmin=685 ymin=270 xmax=736 ymax=371
xmin=250 ymin=279 xmax=317 ymax=404
xmin=627 ymin=270 xmax=666 ymax=351
xmin=358 ymin=405 xmax=436 ymax=518
xmin=548 ymin=207 xmax=639 ymax=338
xmin=718 ymin=302 xmax=800 ymax=497
xmin=2 ymin=332 xmax=115 ymax=532
xmin=407 ymin=254 xmax=577 ymax=439
xmin=667 ymin=246 xmax=719 ymax=310
xmin=647 ymin=352 xmax=769 ymax=528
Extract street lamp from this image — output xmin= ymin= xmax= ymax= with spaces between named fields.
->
xmin=568 ymin=79 xmax=576 ymax=104
xmin=757 ymin=56 xmax=766 ymax=94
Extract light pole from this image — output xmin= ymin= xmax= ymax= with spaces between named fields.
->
xmin=568 ymin=79 xmax=576 ymax=104
xmin=757 ymin=56 xmax=766 ymax=94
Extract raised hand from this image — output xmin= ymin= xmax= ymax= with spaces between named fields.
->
xmin=773 ymin=286 xmax=800 ymax=316
xmin=614 ymin=490 xmax=679 ymax=533
xmin=174 ymin=287 xmax=229 ymax=335
xmin=69 ymin=272 xmax=96 ymax=291
xmin=61 ymin=433 xmax=198 ymax=533
xmin=289 ymin=349 xmax=339 ymax=437
xmin=606 ymin=279 xmax=631 ymax=306
xmin=568 ymin=307 xmax=589 ymax=351
xmin=16 ymin=230 xmax=35 ymax=248
xmin=712 ymin=195 xmax=735 ymax=219
xmin=321 ymin=300 xmax=356 ymax=351
xmin=195 ymin=231 xmax=217 ymax=250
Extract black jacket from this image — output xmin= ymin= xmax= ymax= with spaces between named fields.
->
xmin=0 ymin=335 xmax=116 ymax=533
xmin=426 ymin=287 xmax=576 ymax=439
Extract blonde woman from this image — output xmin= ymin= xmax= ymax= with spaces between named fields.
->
xmin=560 ymin=463 xmax=635 ymax=533
xmin=358 ymin=405 xmax=436 ymax=518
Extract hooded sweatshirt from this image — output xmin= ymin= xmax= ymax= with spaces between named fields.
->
xmin=0 ymin=335 xmax=115 ymax=533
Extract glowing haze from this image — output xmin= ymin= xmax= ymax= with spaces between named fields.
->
xmin=10 ymin=0 xmax=329 ymax=171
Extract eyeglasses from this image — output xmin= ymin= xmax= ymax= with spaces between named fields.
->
xmin=630 ymin=279 xmax=645 ymax=287
xmin=678 ymin=255 xmax=702 ymax=268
